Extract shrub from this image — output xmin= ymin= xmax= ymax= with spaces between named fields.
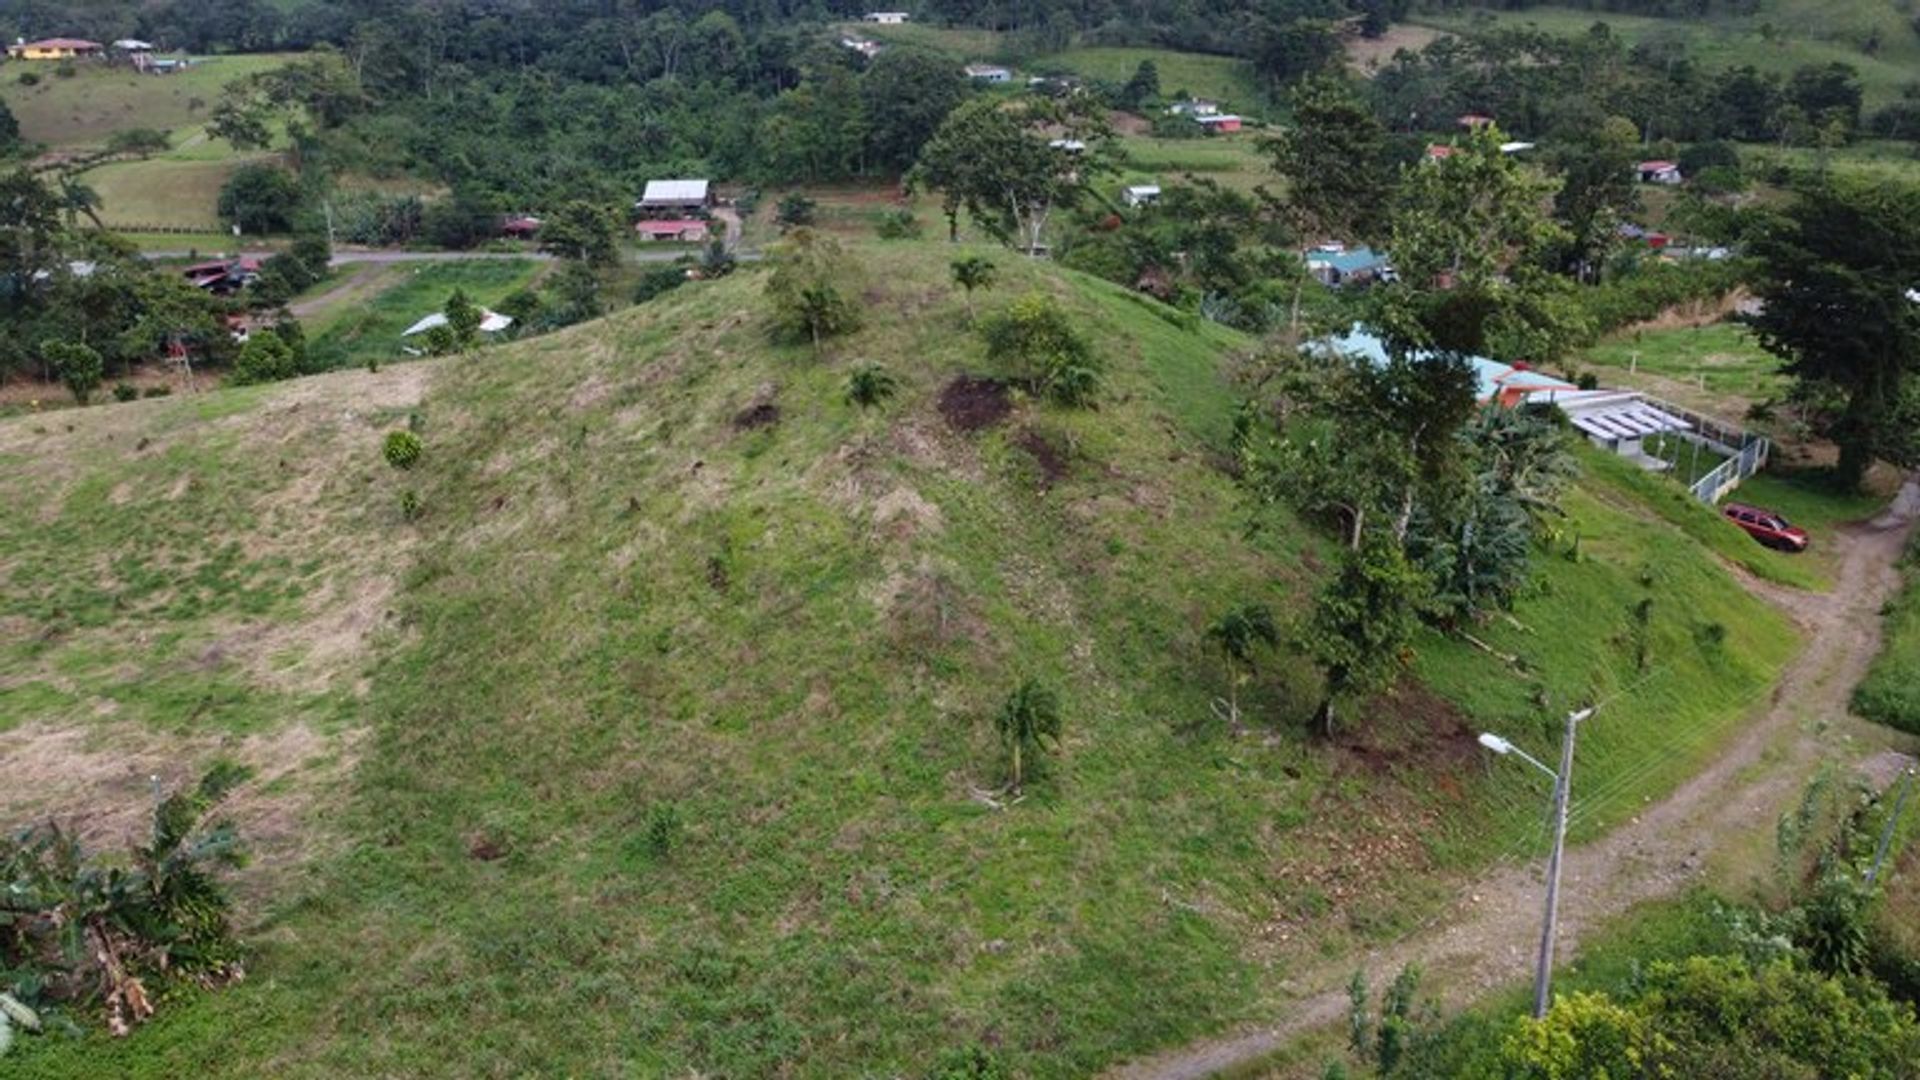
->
xmin=399 ymin=489 xmax=422 ymax=520
xmin=978 ymin=292 xmax=1104 ymax=406
xmin=104 ymin=127 xmax=172 ymax=158
xmin=229 ymin=330 xmax=298 ymax=385
xmin=383 ymin=430 xmax=423 ymax=470
xmin=16 ymin=71 xmax=39 ymax=86
xmin=142 ymin=385 xmax=172 ymax=399
xmin=644 ymin=803 xmax=683 ymax=858
xmin=845 ymin=362 xmax=898 ymax=408
xmin=633 ymin=264 xmax=688 ymax=304
xmin=775 ymin=193 xmax=817 ymax=229
xmin=42 ymin=340 xmax=102 ymax=404
xmin=875 ymin=208 xmax=922 ymax=239
xmin=111 ymin=382 xmax=138 ymax=402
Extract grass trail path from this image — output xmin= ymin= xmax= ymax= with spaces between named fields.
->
xmin=1106 ymin=476 xmax=1920 ymax=1080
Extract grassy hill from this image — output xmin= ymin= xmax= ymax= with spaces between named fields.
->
xmin=1416 ymin=3 xmax=1920 ymax=109
xmin=2 ymin=241 xmax=1799 ymax=1076
xmin=0 ymin=55 xmax=295 ymax=148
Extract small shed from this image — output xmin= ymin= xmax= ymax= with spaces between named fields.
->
xmin=1122 ymin=184 xmax=1161 ymax=208
xmin=501 ymin=215 xmax=542 ymax=239
xmin=963 ymin=63 xmax=1011 ymax=83
xmin=637 ymin=179 xmax=713 ymax=217
xmin=1195 ymin=114 xmax=1242 ymax=134
xmin=1638 ymin=160 xmax=1682 ymax=184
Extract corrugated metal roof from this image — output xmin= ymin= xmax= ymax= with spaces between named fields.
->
xmin=639 ymin=179 xmax=709 ymax=205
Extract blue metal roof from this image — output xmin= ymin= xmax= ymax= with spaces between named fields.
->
xmin=1314 ymin=325 xmax=1572 ymax=402
xmin=1306 ymin=247 xmax=1390 ymax=276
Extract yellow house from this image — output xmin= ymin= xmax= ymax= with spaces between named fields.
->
xmin=7 ymin=38 xmax=105 ymax=61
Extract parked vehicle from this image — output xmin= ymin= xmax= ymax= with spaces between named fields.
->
xmin=1722 ymin=502 xmax=1810 ymax=552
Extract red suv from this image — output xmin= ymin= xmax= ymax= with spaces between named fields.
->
xmin=1723 ymin=502 xmax=1810 ymax=552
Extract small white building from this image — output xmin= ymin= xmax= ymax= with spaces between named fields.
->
xmin=841 ymin=36 xmax=881 ymax=58
xmin=863 ymin=11 xmax=910 ymax=23
xmin=1638 ymin=160 xmax=1683 ymax=185
xmin=1048 ymin=138 xmax=1087 ymax=153
xmin=1166 ymin=99 xmax=1220 ymax=117
xmin=1122 ymin=184 xmax=1161 ymax=208
xmin=963 ymin=63 xmax=1011 ymax=83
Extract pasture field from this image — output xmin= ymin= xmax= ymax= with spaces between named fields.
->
xmin=0 ymin=54 xmax=295 ymax=148
xmin=305 ymin=259 xmax=545 ymax=370
xmin=3 ymin=239 xmax=1816 ymax=1077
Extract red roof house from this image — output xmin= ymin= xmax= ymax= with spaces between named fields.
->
xmin=635 ymin=219 xmax=709 ymax=242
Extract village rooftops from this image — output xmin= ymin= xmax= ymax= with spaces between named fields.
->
xmin=637 ymin=179 xmax=711 ymax=208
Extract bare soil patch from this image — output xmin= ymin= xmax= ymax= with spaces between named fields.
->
xmin=938 ymin=376 xmax=1011 ymax=432
xmin=733 ymin=399 xmax=781 ymax=431
xmin=1346 ymin=24 xmax=1447 ymax=73
xmin=1016 ymin=426 xmax=1070 ymax=486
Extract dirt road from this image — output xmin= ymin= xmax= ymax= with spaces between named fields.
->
xmin=1107 ymin=477 xmax=1920 ymax=1080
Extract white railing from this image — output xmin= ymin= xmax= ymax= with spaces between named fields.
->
xmin=1690 ymin=435 xmax=1770 ymax=504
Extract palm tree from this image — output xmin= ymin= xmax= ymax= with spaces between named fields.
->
xmin=994 ymin=679 xmax=1061 ymax=794
xmin=1206 ymin=602 xmax=1277 ymax=730
xmin=950 ymin=256 xmax=997 ymax=322
xmin=845 ymin=362 xmax=898 ymax=409
xmin=54 ymin=171 xmax=104 ymax=230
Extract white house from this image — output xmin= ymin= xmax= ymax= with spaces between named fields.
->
xmin=1638 ymin=160 xmax=1683 ymax=184
xmin=863 ymin=11 xmax=910 ymax=23
xmin=1048 ymin=138 xmax=1087 ymax=153
xmin=1122 ymin=184 xmax=1161 ymax=208
xmin=963 ymin=63 xmax=1011 ymax=83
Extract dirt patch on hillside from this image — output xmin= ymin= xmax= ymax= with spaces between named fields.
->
xmin=732 ymin=401 xmax=781 ymax=430
xmin=0 ymin=720 xmax=361 ymax=916
xmin=1346 ymin=24 xmax=1447 ymax=73
xmin=938 ymin=376 xmax=1011 ymax=432
xmin=1016 ymin=427 xmax=1069 ymax=486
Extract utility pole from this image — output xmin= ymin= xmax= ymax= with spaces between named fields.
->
xmin=1532 ymin=707 xmax=1590 ymax=1020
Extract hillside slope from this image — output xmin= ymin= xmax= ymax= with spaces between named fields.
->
xmin=4 ymin=243 xmax=1796 ymax=1077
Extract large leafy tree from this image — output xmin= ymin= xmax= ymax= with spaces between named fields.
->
xmin=859 ymin=48 xmax=969 ymax=174
xmin=1548 ymin=113 xmax=1641 ymax=280
xmin=913 ymin=96 xmax=1112 ymax=252
xmin=1751 ymin=177 xmax=1920 ymax=489
xmin=1265 ymin=75 xmax=1392 ymax=243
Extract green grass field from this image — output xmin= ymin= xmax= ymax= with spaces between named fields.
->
xmin=1039 ymin=46 xmax=1265 ymax=112
xmin=1415 ymin=5 xmax=1918 ymax=110
xmin=305 ymin=260 xmax=544 ymax=370
xmin=0 ymin=54 xmax=296 ymax=148
xmin=85 ymin=154 xmax=277 ymax=230
xmin=1580 ymin=322 xmax=1789 ymax=418
xmin=1117 ymin=133 xmax=1274 ymax=193
xmin=2 ymin=241 xmax=1820 ymax=1077
xmin=1855 ymin=538 xmax=1920 ymax=736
